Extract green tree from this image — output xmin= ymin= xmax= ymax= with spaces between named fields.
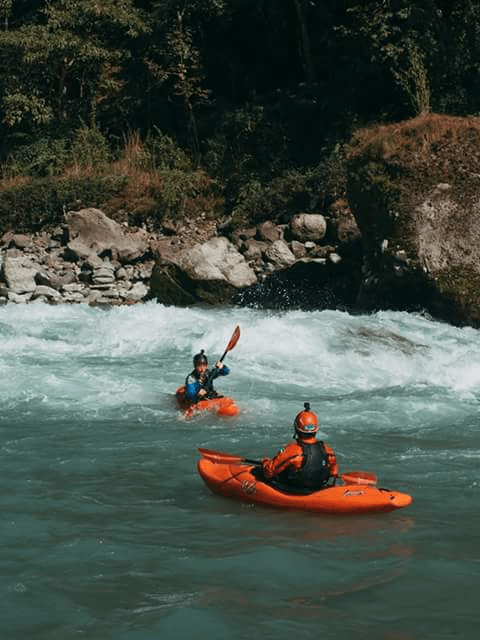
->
xmin=337 ymin=0 xmax=480 ymax=116
xmin=145 ymin=0 xmax=227 ymax=165
xmin=0 ymin=0 xmax=149 ymax=137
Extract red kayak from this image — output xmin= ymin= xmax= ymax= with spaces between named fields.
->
xmin=197 ymin=449 xmax=412 ymax=514
xmin=176 ymin=385 xmax=239 ymax=418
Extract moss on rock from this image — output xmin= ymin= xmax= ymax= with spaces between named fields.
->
xmin=346 ymin=113 xmax=480 ymax=327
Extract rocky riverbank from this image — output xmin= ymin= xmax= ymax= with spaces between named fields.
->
xmin=3 ymin=114 xmax=480 ymax=330
xmin=0 ymin=202 xmax=362 ymax=310
xmin=0 ymin=209 xmax=153 ymax=306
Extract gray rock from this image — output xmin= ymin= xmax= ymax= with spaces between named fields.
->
xmin=64 ymin=208 xmax=150 ymax=264
xmin=66 ymin=293 xmax=87 ymax=302
xmin=180 ymin=237 xmax=257 ymax=288
xmin=3 ymin=252 xmax=37 ymax=293
xmin=11 ymin=234 xmax=33 ymax=250
xmin=35 ymin=270 xmax=67 ymax=290
xmin=7 ymin=291 xmax=32 ymax=303
xmin=31 ymin=285 xmax=63 ymax=301
xmin=149 ymin=237 xmax=257 ymax=305
xmin=290 ymin=240 xmax=308 ymax=259
xmin=289 ymin=213 xmax=327 ymax=242
xmin=256 ymin=221 xmax=282 ymax=243
xmin=242 ymin=239 xmax=268 ymax=261
xmin=329 ymin=252 xmax=342 ymax=264
xmin=264 ymin=240 xmax=296 ymax=269
xmin=125 ymin=282 xmax=148 ymax=301
xmin=62 ymin=283 xmax=85 ymax=294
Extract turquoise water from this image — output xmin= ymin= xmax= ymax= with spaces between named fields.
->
xmin=0 ymin=302 xmax=479 ymax=639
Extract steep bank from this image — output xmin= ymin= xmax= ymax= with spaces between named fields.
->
xmin=346 ymin=113 xmax=480 ymax=328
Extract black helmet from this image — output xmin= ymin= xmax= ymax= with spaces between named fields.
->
xmin=193 ymin=349 xmax=208 ymax=366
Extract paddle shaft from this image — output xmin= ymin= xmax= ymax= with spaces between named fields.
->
xmin=198 ymin=448 xmax=378 ymax=485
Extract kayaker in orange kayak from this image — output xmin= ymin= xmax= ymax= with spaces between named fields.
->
xmin=185 ymin=349 xmax=230 ymax=402
xmin=261 ymin=402 xmax=338 ymax=490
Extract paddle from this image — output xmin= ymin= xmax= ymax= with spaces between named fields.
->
xmin=199 ymin=447 xmax=261 ymax=466
xmin=339 ymin=470 xmax=378 ymax=485
xmin=198 ymin=447 xmax=378 ymax=485
xmin=218 ymin=325 xmax=241 ymax=365
xmin=206 ymin=325 xmax=240 ymax=385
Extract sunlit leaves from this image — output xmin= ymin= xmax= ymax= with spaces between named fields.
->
xmin=0 ymin=0 xmax=149 ymax=131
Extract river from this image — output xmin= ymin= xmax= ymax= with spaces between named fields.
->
xmin=0 ymin=302 xmax=478 ymax=639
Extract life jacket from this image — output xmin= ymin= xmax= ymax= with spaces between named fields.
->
xmin=187 ymin=369 xmax=217 ymax=398
xmin=275 ymin=441 xmax=330 ymax=489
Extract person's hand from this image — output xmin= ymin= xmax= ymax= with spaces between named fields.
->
xmin=198 ymin=388 xmax=207 ymax=397
xmin=215 ymin=360 xmax=223 ymax=369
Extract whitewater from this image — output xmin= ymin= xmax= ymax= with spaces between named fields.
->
xmin=0 ymin=301 xmax=479 ymax=639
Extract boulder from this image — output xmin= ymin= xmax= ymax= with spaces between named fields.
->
xmin=31 ymin=285 xmax=63 ymax=301
xmin=289 ymin=213 xmax=327 ymax=242
xmin=2 ymin=252 xmax=38 ymax=293
xmin=64 ymin=208 xmax=150 ymax=264
xmin=150 ymin=237 xmax=257 ymax=305
xmin=346 ymin=113 xmax=480 ymax=327
xmin=35 ymin=270 xmax=75 ymax=290
xmin=11 ymin=234 xmax=33 ymax=250
xmin=256 ymin=221 xmax=282 ymax=243
xmin=264 ymin=239 xmax=296 ymax=269
xmin=241 ymin=239 xmax=268 ymax=262
xmin=290 ymin=240 xmax=308 ymax=259
xmin=179 ymin=237 xmax=257 ymax=288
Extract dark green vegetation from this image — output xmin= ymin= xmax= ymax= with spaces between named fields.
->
xmin=0 ymin=1 xmax=479 ymax=234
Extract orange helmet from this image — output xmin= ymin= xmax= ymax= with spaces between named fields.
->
xmin=294 ymin=402 xmax=319 ymax=436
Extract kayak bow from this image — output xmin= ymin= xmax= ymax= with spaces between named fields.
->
xmin=176 ymin=386 xmax=239 ymax=418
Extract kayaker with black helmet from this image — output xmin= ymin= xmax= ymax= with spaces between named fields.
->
xmin=185 ymin=349 xmax=230 ymax=403
xmin=261 ymin=403 xmax=338 ymax=490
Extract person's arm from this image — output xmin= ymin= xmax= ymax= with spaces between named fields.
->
xmin=209 ymin=362 xmax=230 ymax=381
xmin=324 ymin=442 xmax=338 ymax=476
xmin=262 ymin=443 xmax=303 ymax=479
xmin=185 ymin=375 xmax=200 ymax=402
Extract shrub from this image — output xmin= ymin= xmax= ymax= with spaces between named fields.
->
xmin=4 ymin=137 xmax=70 ymax=178
xmin=70 ymin=126 xmax=111 ymax=169
xmin=0 ymin=175 xmax=128 ymax=234
xmin=229 ymin=146 xmax=348 ymax=228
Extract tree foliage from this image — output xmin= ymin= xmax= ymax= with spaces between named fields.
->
xmin=337 ymin=0 xmax=480 ymax=116
xmin=0 ymin=0 xmax=148 ymax=134
xmin=0 ymin=0 xmax=478 ymax=223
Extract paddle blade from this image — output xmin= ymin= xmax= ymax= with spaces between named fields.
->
xmin=198 ymin=447 xmax=241 ymax=463
xmin=217 ymin=325 xmax=241 ymax=364
xmin=226 ymin=325 xmax=240 ymax=352
xmin=198 ymin=447 xmax=261 ymax=466
xmin=339 ymin=471 xmax=378 ymax=486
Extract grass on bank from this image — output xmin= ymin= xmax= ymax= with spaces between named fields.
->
xmin=0 ymin=119 xmax=351 ymax=237
xmin=0 ymin=128 xmax=225 ymax=236
xmin=6 ymin=114 xmax=473 ymax=238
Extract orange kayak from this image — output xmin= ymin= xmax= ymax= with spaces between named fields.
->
xmin=197 ymin=455 xmax=412 ymax=514
xmin=176 ymin=385 xmax=239 ymax=418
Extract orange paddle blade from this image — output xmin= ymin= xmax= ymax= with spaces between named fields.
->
xmin=226 ymin=325 xmax=240 ymax=351
xmin=339 ymin=471 xmax=378 ymax=485
xmin=198 ymin=447 xmax=260 ymax=465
